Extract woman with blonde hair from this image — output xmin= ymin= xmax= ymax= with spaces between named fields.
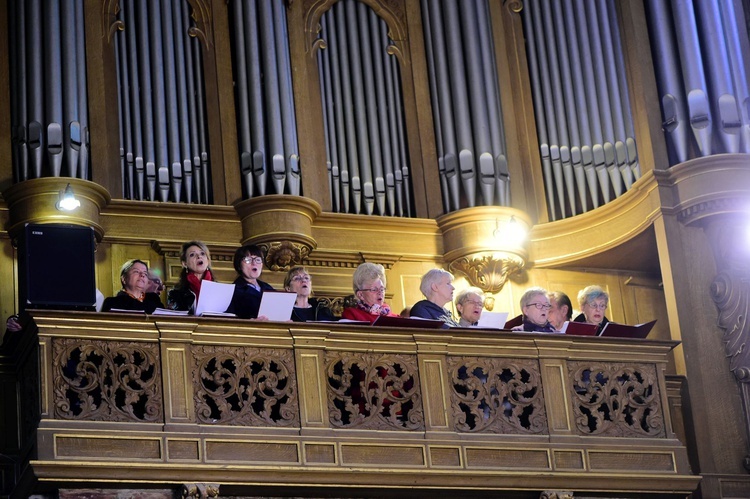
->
xmin=167 ymin=240 xmax=214 ymax=313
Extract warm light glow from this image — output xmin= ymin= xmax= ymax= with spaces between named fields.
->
xmin=56 ymin=184 xmax=81 ymax=211
xmin=493 ymin=216 xmax=527 ymax=246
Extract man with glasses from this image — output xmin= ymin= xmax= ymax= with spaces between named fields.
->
xmin=513 ymin=287 xmax=556 ymax=333
xmin=574 ymin=285 xmax=610 ymax=335
xmin=455 ymin=287 xmax=485 ymax=327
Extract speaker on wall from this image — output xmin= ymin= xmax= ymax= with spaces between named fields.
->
xmin=18 ymin=223 xmax=96 ymax=311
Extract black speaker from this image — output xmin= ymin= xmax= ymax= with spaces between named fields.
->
xmin=18 ymin=223 xmax=96 ymax=311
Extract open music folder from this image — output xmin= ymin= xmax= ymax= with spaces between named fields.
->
xmin=598 ymin=319 xmax=657 ymax=339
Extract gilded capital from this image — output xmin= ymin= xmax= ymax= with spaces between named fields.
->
xmin=437 ymin=206 xmax=530 ymax=293
xmin=235 ymin=195 xmax=321 ymax=271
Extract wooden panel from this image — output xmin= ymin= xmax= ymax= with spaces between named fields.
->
xmin=465 ymin=448 xmax=550 ymax=470
xmin=298 ymin=353 xmax=325 ymax=426
xmin=588 ymin=451 xmax=675 ymax=472
xmin=56 ymin=436 xmax=161 ymax=460
xmin=553 ymin=450 xmax=584 ymax=470
xmin=166 ymin=348 xmax=190 ymax=421
xmin=167 ymin=439 xmax=200 ymax=461
xmin=429 ymin=446 xmax=461 ymax=467
xmin=543 ymin=362 xmax=571 ymax=433
xmin=421 ymin=359 xmax=448 ymax=429
xmin=341 ymin=444 xmax=425 ymax=467
xmin=205 ymin=441 xmax=299 ymax=463
xmin=303 ymin=443 xmax=336 ymax=465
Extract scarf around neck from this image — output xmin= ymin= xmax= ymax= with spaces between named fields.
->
xmin=187 ymin=269 xmax=213 ymax=299
xmin=356 ymin=300 xmax=391 ymax=316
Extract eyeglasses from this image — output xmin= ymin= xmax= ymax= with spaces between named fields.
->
xmin=242 ymin=256 xmax=263 ymax=265
xmin=525 ymin=302 xmax=551 ymax=310
xmin=129 ymin=270 xmax=148 ymax=278
xmin=585 ymin=302 xmax=608 ymax=310
xmin=291 ymin=275 xmax=311 ymax=282
xmin=464 ymin=300 xmax=484 ymax=307
xmin=359 ymin=287 xmax=386 ymax=294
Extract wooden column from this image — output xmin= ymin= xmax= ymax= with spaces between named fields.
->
xmin=83 ymin=0 xmax=123 ymax=196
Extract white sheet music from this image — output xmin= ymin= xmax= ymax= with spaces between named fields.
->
xmin=477 ymin=311 xmax=509 ymax=329
xmin=257 ymin=291 xmax=297 ymax=321
xmin=194 ymin=281 xmax=236 ymax=316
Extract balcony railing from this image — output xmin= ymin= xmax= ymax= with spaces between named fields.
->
xmin=0 ymin=311 xmax=699 ymax=498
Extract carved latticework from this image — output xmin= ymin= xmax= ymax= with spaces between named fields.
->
xmin=326 ymin=352 xmax=423 ymax=430
xmin=53 ymin=338 xmax=163 ymax=422
xmin=568 ymin=362 xmax=664 ymax=438
xmin=193 ymin=345 xmax=299 ymax=426
xmin=448 ymin=356 xmax=547 ymax=434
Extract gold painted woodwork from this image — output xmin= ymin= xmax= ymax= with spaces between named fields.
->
xmin=2 ymin=178 xmax=111 ymax=240
xmin=235 ymin=194 xmax=322 ymax=270
xmin=0 ymin=310 xmax=699 ymax=497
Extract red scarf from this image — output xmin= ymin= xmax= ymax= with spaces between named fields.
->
xmin=187 ymin=269 xmax=213 ymax=300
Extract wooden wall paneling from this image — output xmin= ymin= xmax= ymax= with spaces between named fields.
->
xmin=402 ymin=0 xmax=439 ymax=219
xmin=287 ymin=0 xmax=333 ymax=212
xmin=615 ymin=0 xmax=669 ymax=173
xmin=200 ymin=0 xmax=241 ymax=205
xmin=83 ymin=0 xmax=123 ymax=196
xmin=491 ymin=0 xmax=547 ymax=223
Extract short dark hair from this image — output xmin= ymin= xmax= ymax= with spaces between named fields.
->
xmin=233 ymin=245 xmax=264 ymax=274
xmin=549 ymin=291 xmax=573 ymax=320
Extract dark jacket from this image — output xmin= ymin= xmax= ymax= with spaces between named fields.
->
xmin=102 ymin=291 xmax=164 ymax=314
xmin=409 ymin=299 xmax=459 ymax=327
xmin=291 ymin=298 xmax=337 ymax=322
xmin=520 ymin=317 xmax=556 ymax=333
xmin=225 ymin=277 xmax=275 ymax=319
xmin=573 ymin=312 xmax=610 ymax=336
xmin=167 ymin=287 xmax=197 ymax=313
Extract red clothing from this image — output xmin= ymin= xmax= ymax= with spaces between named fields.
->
xmin=342 ymin=305 xmax=398 ymax=324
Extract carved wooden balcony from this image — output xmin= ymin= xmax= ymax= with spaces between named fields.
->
xmin=0 ymin=311 xmax=699 ymax=498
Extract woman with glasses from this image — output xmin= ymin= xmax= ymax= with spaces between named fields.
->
xmin=574 ymin=285 xmax=610 ymax=335
xmin=102 ymin=259 xmax=164 ymax=313
xmin=342 ymin=262 xmax=399 ymax=323
xmin=513 ymin=287 xmax=556 ymax=332
xmin=284 ymin=266 xmax=336 ymax=322
xmin=225 ymin=245 xmax=274 ymax=319
xmin=409 ymin=269 xmax=459 ymax=327
xmin=455 ymin=287 xmax=485 ymax=327
xmin=168 ymin=240 xmax=215 ymax=313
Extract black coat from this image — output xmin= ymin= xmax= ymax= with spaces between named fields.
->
xmin=291 ymin=298 xmax=337 ymax=322
xmin=102 ymin=291 xmax=164 ymax=314
xmin=225 ymin=278 xmax=275 ymax=319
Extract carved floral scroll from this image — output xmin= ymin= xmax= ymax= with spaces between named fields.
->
xmin=569 ymin=361 xmax=664 ymax=438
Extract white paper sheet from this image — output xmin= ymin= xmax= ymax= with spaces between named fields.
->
xmin=257 ymin=291 xmax=297 ymax=321
xmin=477 ymin=311 xmax=509 ymax=329
xmin=194 ymin=280 xmax=236 ymax=316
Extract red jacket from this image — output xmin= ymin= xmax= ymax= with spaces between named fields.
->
xmin=342 ymin=305 xmax=398 ymax=323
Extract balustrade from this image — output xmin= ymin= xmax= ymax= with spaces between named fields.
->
xmin=0 ymin=310 xmax=699 ymax=497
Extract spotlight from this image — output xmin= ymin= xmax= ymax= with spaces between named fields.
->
xmin=56 ymin=183 xmax=81 ymax=211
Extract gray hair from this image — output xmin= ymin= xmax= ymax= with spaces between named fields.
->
xmin=519 ymin=287 xmax=548 ymax=309
xmin=455 ymin=287 xmax=484 ymax=307
xmin=352 ymin=262 xmax=386 ymax=293
xmin=419 ymin=268 xmax=453 ymax=297
xmin=577 ymin=285 xmax=609 ymax=308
